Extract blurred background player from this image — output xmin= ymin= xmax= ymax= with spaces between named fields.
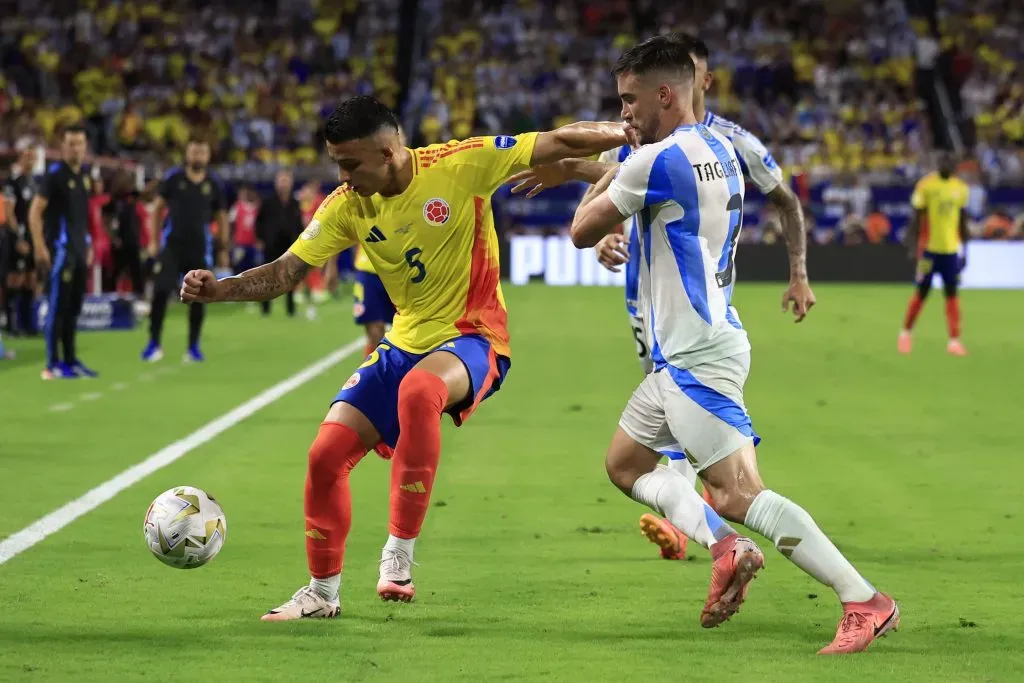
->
xmin=230 ymin=184 xmax=261 ymax=277
xmin=254 ymin=170 xmax=304 ymax=318
xmin=103 ymin=170 xmax=144 ymax=296
xmin=900 ymin=153 xmax=970 ymax=355
xmin=28 ymin=124 xmax=96 ymax=379
xmin=2 ymin=138 xmax=40 ymax=337
xmin=142 ymin=138 xmax=227 ymax=363
xmin=508 ymin=32 xmax=815 ymax=563
xmin=179 ymin=95 xmax=631 ymax=621
xmin=351 ymin=242 xmax=396 ymax=357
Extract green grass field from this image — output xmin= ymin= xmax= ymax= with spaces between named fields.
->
xmin=1 ymin=284 xmax=1021 ymax=682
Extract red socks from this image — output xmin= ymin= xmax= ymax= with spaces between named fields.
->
xmin=305 ymin=423 xmax=367 ymax=578
xmin=945 ymin=296 xmax=961 ymax=339
xmin=389 ymin=369 xmax=449 ymax=539
xmin=903 ymin=293 xmax=925 ymax=331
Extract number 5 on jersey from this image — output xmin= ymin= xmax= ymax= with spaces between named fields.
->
xmin=405 ymin=248 xmax=427 ymax=283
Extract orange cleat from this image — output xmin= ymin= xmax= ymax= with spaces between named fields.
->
xmin=700 ymin=534 xmax=764 ymax=628
xmin=898 ymin=331 xmax=912 ymax=354
xmin=639 ymin=513 xmax=688 ymax=560
xmin=946 ymin=339 xmax=968 ymax=356
xmin=818 ymin=592 xmax=900 ymax=654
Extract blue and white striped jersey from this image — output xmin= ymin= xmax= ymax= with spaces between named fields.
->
xmin=611 ymin=111 xmax=783 ymax=322
xmin=606 ymin=123 xmax=750 ymax=370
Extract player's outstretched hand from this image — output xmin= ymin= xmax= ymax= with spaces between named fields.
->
xmin=595 ymin=233 xmax=630 ymax=272
xmin=782 ymin=279 xmax=816 ymax=323
xmin=623 ymin=122 xmax=640 ymax=150
xmin=180 ymin=269 xmax=220 ymax=303
xmin=507 ymin=161 xmax=573 ymax=198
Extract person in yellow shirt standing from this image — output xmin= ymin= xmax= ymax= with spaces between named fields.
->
xmin=899 ymin=154 xmax=970 ymax=356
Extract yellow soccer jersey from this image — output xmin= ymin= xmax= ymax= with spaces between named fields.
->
xmin=911 ymin=172 xmax=969 ymax=254
xmin=290 ymin=133 xmax=539 ymax=357
xmin=353 ymin=244 xmax=376 ymax=273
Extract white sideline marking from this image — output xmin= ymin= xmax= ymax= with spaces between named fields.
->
xmin=0 ymin=337 xmax=365 ymax=566
xmin=48 ymin=403 xmax=74 ymax=413
xmin=110 ymin=382 xmax=128 ymax=391
xmin=80 ymin=392 xmax=103 ymax=402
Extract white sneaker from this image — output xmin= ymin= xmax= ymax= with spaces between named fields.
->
xmin=376 ymin=549 xmax=415 ymax=602
xmin=260 ymin=585 xmax=340 ymax=621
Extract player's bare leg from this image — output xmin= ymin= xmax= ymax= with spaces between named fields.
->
xmin=378 ymin=350 xmax=471 ymax=602
xmin=363 ymin=321 xmax=387 ymax=358
xmin=607 ymin=429 xmax=762 ymax=627
xmin=702 ymin=443 xmax=898 ymax=653
xmin=262 ymin=402 xmax=379 ymax=621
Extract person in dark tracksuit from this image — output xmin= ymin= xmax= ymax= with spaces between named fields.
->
xmin=254 ymin=169 xmax=304 ymax=317
xmin=2 ymin=138 xmax=40 ymax=336
xmin=28 ymin=124 xmax=96 ymax=379
xmin=103 ymin=171 xmax=144 ymax=295
xmin=141 ymin=138 xmax=227 ymax=363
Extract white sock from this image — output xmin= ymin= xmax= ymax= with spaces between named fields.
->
xmin=630 ymin=465 xmax=734 ymax=549
xmin=383 ymin=534 xmax=415 ymax=561
xmin=309 ymin=574 xmax=340 ymax=601
xmin=744 ymin=490 xmax=875 ymax=603
xmin=664 ymin=455 xmax=698 ymax=487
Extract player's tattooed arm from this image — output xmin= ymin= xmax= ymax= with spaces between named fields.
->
xmin=765 ymin=185 xmax=808 ymax=282
xmin=766 ymin=185 xmax=816 ymax=322
xmin=530 ymin=122 xmax=632 ymax=166
xmin=215 ymin=252 xmax=311 ymax=302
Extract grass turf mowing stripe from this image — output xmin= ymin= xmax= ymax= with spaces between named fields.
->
xmin=0 ymin=336 xmax=365 ymax=566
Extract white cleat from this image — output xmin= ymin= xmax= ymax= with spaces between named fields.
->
xmin=376 ymin=549 xmax=415 ymax=602
xmin=260 ymin=586 xmax=340 ymax=622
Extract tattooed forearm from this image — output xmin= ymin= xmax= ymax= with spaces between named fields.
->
xmin=768 ymin=185 xmax=808 ymax=280
xmin=218 ymin=252 xmax=311 ymax=302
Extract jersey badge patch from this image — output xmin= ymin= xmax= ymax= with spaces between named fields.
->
xmin=697 ymin=125 xmax=714 ymax=141
xmin=300 ymin=219 xmax=321 ymax=241
xmin=423 ymin=198 xmax=451 ymax=226
xmin=494 ymin=135 xmax=517 ymax=149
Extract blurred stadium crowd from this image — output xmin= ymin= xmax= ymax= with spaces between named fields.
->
xmin=1 ymin=0 xmax=1022 ymax=279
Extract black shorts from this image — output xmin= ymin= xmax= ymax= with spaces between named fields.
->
xmin=155 ymin=247 xmax=210 ymax=291
xmin=7 ymin=231 xmax=34 ymax=274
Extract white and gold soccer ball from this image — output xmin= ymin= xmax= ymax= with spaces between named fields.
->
xmin=143 ymin=486 xmax=227 ymax=569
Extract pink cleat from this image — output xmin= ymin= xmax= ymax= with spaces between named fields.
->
xmin=898 ymin=331 xmax=912 ymax=354
xmin=700 ymin=534 xmax=764 ymax=628
xmin=639 ymin=513 xmax=688 ymax=560
xmin=947 ymin=339 xmax=968 ymax=356
xmin=377 ymin=548 xmax=415 ymax=602
xmin=818 ymin=592 xmax=900 ymax=654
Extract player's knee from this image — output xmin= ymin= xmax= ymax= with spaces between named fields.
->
xmin=397 ymin=369 xmax=448 ymax=415
xmin=307 ymin=423 xmax=364 ymax=482
xmin=707 ymin=483 xmax=764 ymax=522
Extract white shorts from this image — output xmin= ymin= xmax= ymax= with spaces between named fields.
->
xmin=618 ymin=352 xmax=759 ymax=472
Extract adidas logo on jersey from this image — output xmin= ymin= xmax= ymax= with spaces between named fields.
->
xmin=366 ymin=226 xmax=387 ymax=243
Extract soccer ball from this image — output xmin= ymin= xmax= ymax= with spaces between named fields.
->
xmin=143 ymin=486 xmax=227 ymax=569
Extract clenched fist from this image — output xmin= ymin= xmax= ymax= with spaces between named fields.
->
xmin=180 ymin=269 xmax=221 ymax=303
